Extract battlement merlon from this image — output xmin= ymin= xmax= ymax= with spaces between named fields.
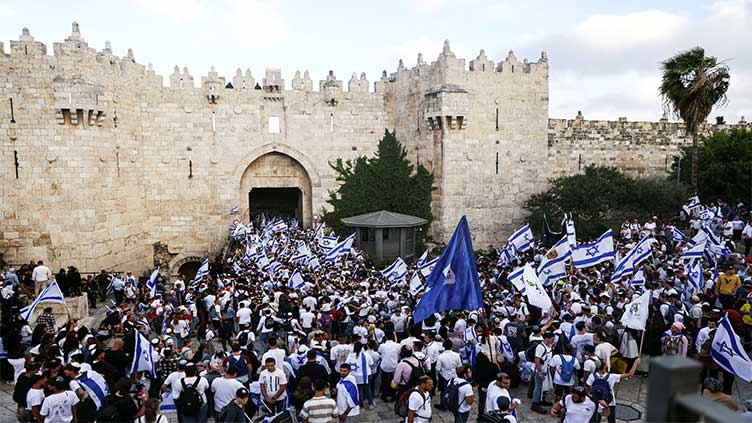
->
xmin=548 ymin=111 xmax=751 ymax=134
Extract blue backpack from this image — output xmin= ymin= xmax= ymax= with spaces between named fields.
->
xmin=228 ymin=354 xmax=248 ymax=377
xmin=558 ymin=354 xmax=576 ymax=383
xmin=591 ymin=373 xmax=613 ymax=404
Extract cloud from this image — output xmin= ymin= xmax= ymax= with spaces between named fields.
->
xmin=221 ymin=0 xmax=288 ymax=48
xmin=131 ymin=0 xmax=208 ymax=22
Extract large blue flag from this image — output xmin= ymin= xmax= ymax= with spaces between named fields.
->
xmin=711 ymin=315 xmax=752 ymax=382
xmin=413 ymin=216 xmax=483 ymax=323
xmin=131 ymin=331 xmax=157 ymax=377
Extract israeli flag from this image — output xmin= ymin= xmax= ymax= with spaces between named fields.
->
xmin=419 ymin=256 xmax=439 ymax=277
xmin=699 ymin=208 xmax=714 ymax=221
xmin=159 ymin=391 xmax=176 ymax=414
xmin=496 ymin=244 xmax=518 ymax=267
xmin=711 ymin=315 xmax=752 ymax=382
xmin=268 ymin=261 xmax=283 ymax=278
xmin=571 ymin=230 xmax=614 ymax=269
xmin=232 ymin=223 xmax=247 ymax=240
xmin=382 ymin=258 xmax=408 ymax=283
xmin=192 ymin=258 xmax=209 ymax=284
xmin=323 ymin=233 xmax=355 ymax=262
xmin=226 ymin=204 xmax=240 ymax=216
xmin=307 ymin=256 xmax=321 ymax=271
xmin=288 ymin=269 xmax=306 ymax=290
xmin=20 ymin=281 xmax=66 ymax=321
xmin=269 ymin=219 xmax=288 ymax=233
xmin=565 ymin=218 xmax=577 ymax=248
xmin=417 ymin=249 xmax=429 ymax=267
xmin=682 ymin=195 xmax=701 ymax=216
xmin=682 ymin=240 xmax=707 ymax=261
xmin=611 ymin=235 xmax=655 ymax=282
xmin=629 ymin=268 xmax=646 ymax=286
xmin=131 ymin=332 xmax=157 ymax=377
xmin=508 ymin=263 xmax=552 ymax=310
xmin=688 ymin=260 xmax=703 ymax=293
xmin=318 ymin=235 xmax=338 ymax=252
xmin=146 ymin=267 xmax=159 ymax=298
xmin=77 ymin=370 xmax=109 ymax=409
xmin=409 ymin=272 xmax=425 ymax=296
xmin=256 ymin=252 xmax=271 ymax=271
xmin=672 ymin=227 xmax=686 ymax=242
xmin=508 ymin=224 xmax=534 ymax=252
xmin=537 ymin=236 xmax=571 ymax=286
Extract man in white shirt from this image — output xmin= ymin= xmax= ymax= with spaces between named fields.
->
xmin=40 ymin=377 xmax=79 ymax=423
xmin=550 ymin=386 xmax=609 ymax=423
xmin=593 ymin=330 xmax=617 ymax=372
xmin=391 ymin=310 xmax=408 ymax=340
xmin=210 ymin=365 xmax=244 ymax=415
xmin=300 ymin=307 xmax=316 ymax=333
xmin=569 ymin=322 xmax=594 ymax=363
xmin=161 ymin=360 xmax=187 ymax=399
xmin=548 ymin=345 xmax=580 ymax=402
xmin=378 ymin=334 xmax=401 ymax=402
xmin=261 ymin=337 xmax=287 ymax=370
xmin=407 ymin=375 xmax=433 ymax=423
xmin=259 ymin=358 xmax=288 ymax=414
xmin=449 ymin=364 xmax=474 ymax=422
xmin=174 ymin=363 xmax=209 ymax=422
xmin=336 ymin=364 xmax=360 ymax=422
xmin=436 ymin=340 xmax=462 ymax=396
xmin=31 ymin=260 xmax=52 ymax=294
xmin=485 ymin=372 xmax=520 ymax=414
xmin=236 ymin=302 xmax=252 ymax=327
xmin=531 ymin=331 xmax=555 ymax=414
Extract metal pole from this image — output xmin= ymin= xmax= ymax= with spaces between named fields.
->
xmin=9 ymin=98 xmax=15 ymax=123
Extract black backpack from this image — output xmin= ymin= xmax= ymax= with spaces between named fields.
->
xmin=96 ymin=395 xmax=121 ymax=423
xmin=403 ymin=358 xmax=426 ymax=388
xmin=176 ymin=378 xmax=203 ymax=416
xmin=441 ymin=379 xmax=469 ymax=412
xmin=525 ymin=340 xmax=542 ymax=362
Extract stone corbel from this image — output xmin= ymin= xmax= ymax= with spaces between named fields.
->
xmin=46 ymin=154 xmax=58 ymax=164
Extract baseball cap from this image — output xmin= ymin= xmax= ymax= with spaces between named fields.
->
xmin=236 ymin=387 xmax=250 ymax=398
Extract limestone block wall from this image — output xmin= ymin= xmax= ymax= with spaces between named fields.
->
xmin=547 ymin=113 xmax=751 ymax=179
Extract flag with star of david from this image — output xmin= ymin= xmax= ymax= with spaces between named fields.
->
xmin=508 ymin=224 xmax=534 ymax=253
xmin=571 ymin=230 xmax=614 ymax=269
xmin=131 ymin=331 xmax=157 ymax=377
xmin=711 ymin=315 xmax=752 ymax=382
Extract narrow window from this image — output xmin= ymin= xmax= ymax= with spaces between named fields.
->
xmin=330 ymin=113 xmax=334 ymax=132
xmin=496 ymin=152 xmax=499 ymax=175
xmin=495 ymin=108 xmax=499 ymax=131
xmin=268 ymin=116 xmax=280 ymax=134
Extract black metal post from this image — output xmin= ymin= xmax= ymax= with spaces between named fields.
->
xmin=189 ymin=159 xmax=193 ymax=178
xmin=10 ymin=98 xmax=15 ymax=123
xmin=13 ymin=150 xmax=19 ymax=179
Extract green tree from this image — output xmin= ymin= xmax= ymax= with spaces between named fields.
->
xmin=323 ymin=130 xmax=434 ymax=245
xmin=672 ymin=128 xmax=752 ymax=206
xmin=660 ymin=47 xmax=730 ymax=191
xmin=525 ymin=166 xmax=688 ymax=240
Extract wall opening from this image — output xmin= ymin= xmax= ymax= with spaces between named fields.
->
xmin=178 ymin=261 xmax=201 ymax=282
xmin=249 ymin=187 xmax=302 ymax=222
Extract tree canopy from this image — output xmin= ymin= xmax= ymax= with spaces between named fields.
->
xmin=525 ymin=166 xmax=688 ymax=240
xmin=323 ymin=130 xmax=434 ymax=244
xmin=672 ymin=128 xmax=752 ymax=207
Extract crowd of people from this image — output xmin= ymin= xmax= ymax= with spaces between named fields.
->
xmin=1 ymin=207 xmax=752 ymax=423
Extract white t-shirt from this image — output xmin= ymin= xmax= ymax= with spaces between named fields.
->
xmin=174 ymin=376 xmax=210 ymax=403
xmin=586 ymin=372 xmax=621 ymax=406
xmin=594 ymin=342 xmax=615 ymax=371
xmin=548 ymin=354 xmax=581 ymax=386
xmin=211 ymin=377 xmax=244 ymax=412
xmin=534 ymin=342 xmax=553 ymax=365
xmin=260 ymin=369 xmax=288 ymax=400
xmin=378 ymin=341 xmax=401 ymax=373
xmin=236 ymin=308 xmax=252 ymax=325
xmin=570 ymin=333 xmax=595 ymax=362
xmin=300 ymin=311 xmax=316 ymax=328
xmin=40 ymin=391 xmax=79 ymax=423
xmin=406 ymin=390 xmax=432 ymax=423
xmin=163 ymin=371 xmax=187 ymax=398
xmin=32 ymin=265 xmax=52 ymax=282
xmin=485 ymin=382 xmax=520 ymax=413
xmin=27 ymin=388 xmax=45 ymax=410
xmin=452 ymin=377 xmax=474 ymax=413
xmin=560 ymin=395 xmax=604 ymax=423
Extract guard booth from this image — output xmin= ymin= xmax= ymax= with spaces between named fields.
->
xmin=341 ymin=210 xmax=426 ymax=263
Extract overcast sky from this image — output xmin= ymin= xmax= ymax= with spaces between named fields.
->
xmin=1 ymin=0 xmax=749 ymax=122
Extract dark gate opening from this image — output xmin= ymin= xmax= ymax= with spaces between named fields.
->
xmin=178 ymin=261 xmax=201 ymax=282
xmin=249 ymin=187 xmax=302 ymax=222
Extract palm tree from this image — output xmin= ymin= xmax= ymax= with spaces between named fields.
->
xmin=660 ymin=47 xmax=730 ymax=191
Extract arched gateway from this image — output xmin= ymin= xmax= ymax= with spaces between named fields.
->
xmin=237 ymin=146 xmax=316 ymax=228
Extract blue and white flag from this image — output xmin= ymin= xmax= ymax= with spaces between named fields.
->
xmin=672 ymin=227 xmax=686 ymax=242
xmin=288 ymin=269 xmax=306 ymax=290
xmin=417 ymin=249 xmax=429 ymax=267
xmin=268 ymin=261 xmax=283 ymax=278
xmin=131 ymin=331 xmax=157 ymax=377
xmin=508 ymin=224 xmax=534 ymax=253
xmin=699 ymin=208 xmax=714 ymax=221
xmin=159 ymin=391 xmax=176 ymax=414
xmin=146 ymin=267 xmax=159 ymax=298
xmin=496 ymin=244 xmax=518 ymax=268
xmin=323 ymin=233 xmax=355 ymax=262
xmin=232 ymin=223 xmax=247 ymax=240
xmin=226 ymin=205 xmax=240 ymax=216
xmin=256 ymin=252 xmax=271 ymax=271
xmin=20 ymin=280 xmax=66 ymax=321
xmin=307 ymin=256 xmax=321 ymax=271
xmin=77 ymin=370 xmax=109 ymax=409
xmin=409 ymin=272 xmax=425 ymax=296
xmin=318 ymin=235 xmax=338 ymax=252
xmin=508 ymin=263 xmax=552 ymax=310
xmin=688 ymin=259 xmax=703 ymax=293
xmin=682 ymin=195 xmax=701 ymax=217
xmin=629 ymin=268 xmax=646 ymax=286
xmin=571 ymin=230 xmax=614 ymax=269
xmin=381 ymin=258 xmax=408 ymax=283
xmin=269 ymin=219 xmax=288 ymax=233
xmin=192 ymin=259 xmax=209 ymax=284
xmin=611 ymin=235 xmax=655 ymax=282
xmin=711 ymin=315 xmax=752 ymax=382
xmin=414 ymin=216 xmax=483 ymax=323
xmin=565 ymin=218 xmax=577 ymax=248
xmin=537 ymin=236 xmax=571 ymax=286
xmin=682 ymin=240 xmax=706 ymax=261
xmin=419 ymin=256 xmax=439 ymax=277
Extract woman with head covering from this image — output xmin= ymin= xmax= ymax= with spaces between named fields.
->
xmin=661 ymin=322 xmax=689 ymax=356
